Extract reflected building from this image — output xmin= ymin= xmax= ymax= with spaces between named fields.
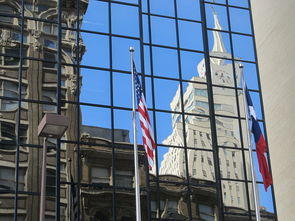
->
xmin=0 ymin=0 xmax=88 ymax=220
xmin=79 ymin=126 xmax=147 ymax=221
xmin=158 ymin=12 xmax=252 ymax=213
xmin=0 ymin=0 xmax=277 ymax=221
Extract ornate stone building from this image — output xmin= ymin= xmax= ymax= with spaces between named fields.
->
xmin=0 ymin=0 xmax=88 ymax=220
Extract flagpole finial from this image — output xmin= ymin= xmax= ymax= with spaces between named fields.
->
xmin=129 ymin=47 xmax=135 ymax=53
xmin=239 ymin=63 xmax=244 ymax=69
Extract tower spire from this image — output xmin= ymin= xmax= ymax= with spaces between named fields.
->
xmin=212 ymin=9 xmax=226 ymax=53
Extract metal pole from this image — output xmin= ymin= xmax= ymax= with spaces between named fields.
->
xmin=240 ymin=64 xmax=261 ymax=221
xmin=40 ymin=137 xmax=48 ymax=221
xmin=130 ymin=47 xmax=142 ymax=221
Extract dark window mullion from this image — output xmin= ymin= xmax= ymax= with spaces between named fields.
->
xmin=146 ymin=0 xmax=162 ymax=219
xmin=108 ymin=1 xmax=117 ymax=220
xmin=199 ymin=0 xmax=224 ymax=220
xmin=75 ymin=0 xmax=82 ymax=219
xmin=224 ymin=0 xmax=253 ymax=219
xmin=173 ymin=0 xmax=193 ymax=219
xmin=55 ymin=0 xmax=63 ymax=220
xmin=14 ymin=0 xmax=25 ymax=220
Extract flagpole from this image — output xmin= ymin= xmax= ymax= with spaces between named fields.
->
xmin=130 ymin=46 xmax=142 ymax=221
xmin=240 ymin=64 xmax=261 ymax=221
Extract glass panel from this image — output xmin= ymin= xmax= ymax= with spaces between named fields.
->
xmin=206 ymin=4 xmax=229 ymax=31
xmin=216 ymin=116 xmax=241 ymax=148
xmin=0 ymin=166 xmax=18 ymax=191
xmin=158 ymin=186 xmax=190 ymax=220
xmin=154 ymin=78 xmax=180 ymax=111
xmin=112 ymin=3 xmax=139 ymax=37
xmin=219 ymin=148 xmax=245 ymax=180
xmin=150 ymin=0 xmax=175 ymax=17
xmin=208 ymin=30 xmax=232 ymax=57
xmin=213 ymin=87 xmax=238 ymax=117
xmin=232 ymin=34 xmax=255 ymax=62
xmin=81 ymin=32 xmax=110 ymax=68
xmin=199 ymin=204 xmax=215 ymax=221
xmin=156 ymin=112 xmax=184 ymax=148
xmin=112 ymin=37 xmax=141 ymax=72
xmin=81 ymin=0 xmax=109 ymax=33
xmin=178 ymin=20 xmax=203 ymax=51
xmin=115 ymin=0 xmax=138 ymax=4
xmin=189 ymin=150 xmax=215 ymax=181
xmin=80 ymin=141 xmax=113 ymax=186
xmin=114 ymin=109 xmax=133 ymax=143
xmin=158 ymin=146 xmax=187 ymax=177
xmin=151 ymin=16 xmax=177 ymax=47
xmin=182 ymin=81 xmax=209 ymax=115
xmin=113 ymin=72 xmax=132 ymax=108
xmin=142 ymin=14 xmax=149 ymax=43
xmin=184 ymin=116 xmax=212 ymax=150
xmin=176 ymin=0 xmax=201 ymax=21
xmin=228 ymin=0 xmax=249 ymax=8
xmin=237 ymin=62 xmax=259 ymax=90
xmin=152 ymin=46 xmax=179 ymax=78
xmin=81 ymin=105 xmax=111 ymax=129
xmin=80 ymin=69 xmax=110 ymax=106
xmin=221 ymin=181 xmax=250 ymax=215
xmin=180 ymin=50 xmax=205 ymax=81
xmin=229 ymin=7 xmax=252 ymax=34
xmin=206 ymin=0 xmax=226 ymax=4
xmin=258 ymin=184 xmax=275 ymax=216
xmin=91 ymin=167 xmax=110 ymax=184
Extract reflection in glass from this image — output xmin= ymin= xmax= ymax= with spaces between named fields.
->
xmin=0 ymin=0 xmax=276 ymax=220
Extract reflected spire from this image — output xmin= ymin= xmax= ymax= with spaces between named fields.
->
xmin=212 ymin=9 xmax=226 ymax=53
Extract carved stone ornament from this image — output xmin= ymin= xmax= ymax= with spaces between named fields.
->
xmin=0 ymin=29 xmax=13 ymax=46
xmin=67 ymin=73 xmax=78 ymax=95
xmin=30 ymin=29 xmax=42 ymax=51
xmin=1 ymin=69 xmax=6 ymax=75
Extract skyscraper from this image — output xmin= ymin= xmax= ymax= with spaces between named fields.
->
xmin=0 ymin=0 xmax=277 ymax=220
xmin=158 ymin=11 xmax=251 ymax=212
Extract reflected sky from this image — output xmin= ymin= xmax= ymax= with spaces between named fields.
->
xmin=79 ymin=0 xmax=272 ymax=214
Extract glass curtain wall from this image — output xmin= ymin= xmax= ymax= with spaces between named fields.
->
xmin=0 ymin=0 xmax=277 ymax=220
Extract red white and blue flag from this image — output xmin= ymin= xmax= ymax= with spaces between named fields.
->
xmin=245 ymin=87 xmax=272 ymax=191
xmin=133 ymin=63 xmax=156 ymax=169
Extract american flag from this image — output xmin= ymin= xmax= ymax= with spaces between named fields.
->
xmin=133 ymin=63 xmax=156 ymax=169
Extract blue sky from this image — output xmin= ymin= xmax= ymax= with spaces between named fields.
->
xmin=79 ymin=0 xmax=274 ymax=213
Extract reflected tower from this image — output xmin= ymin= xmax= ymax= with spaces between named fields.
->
xmin=158 ymin=11 xmax=252 ymax=211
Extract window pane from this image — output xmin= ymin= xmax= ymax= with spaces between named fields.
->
xmin=112 ymin=3 xmax=139 ymax=37
xmin=151 ymin=16 xmax=177 ymax=47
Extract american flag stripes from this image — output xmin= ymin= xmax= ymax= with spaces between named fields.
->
xmin=133 ymin=63 xmax=156 ymax=169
